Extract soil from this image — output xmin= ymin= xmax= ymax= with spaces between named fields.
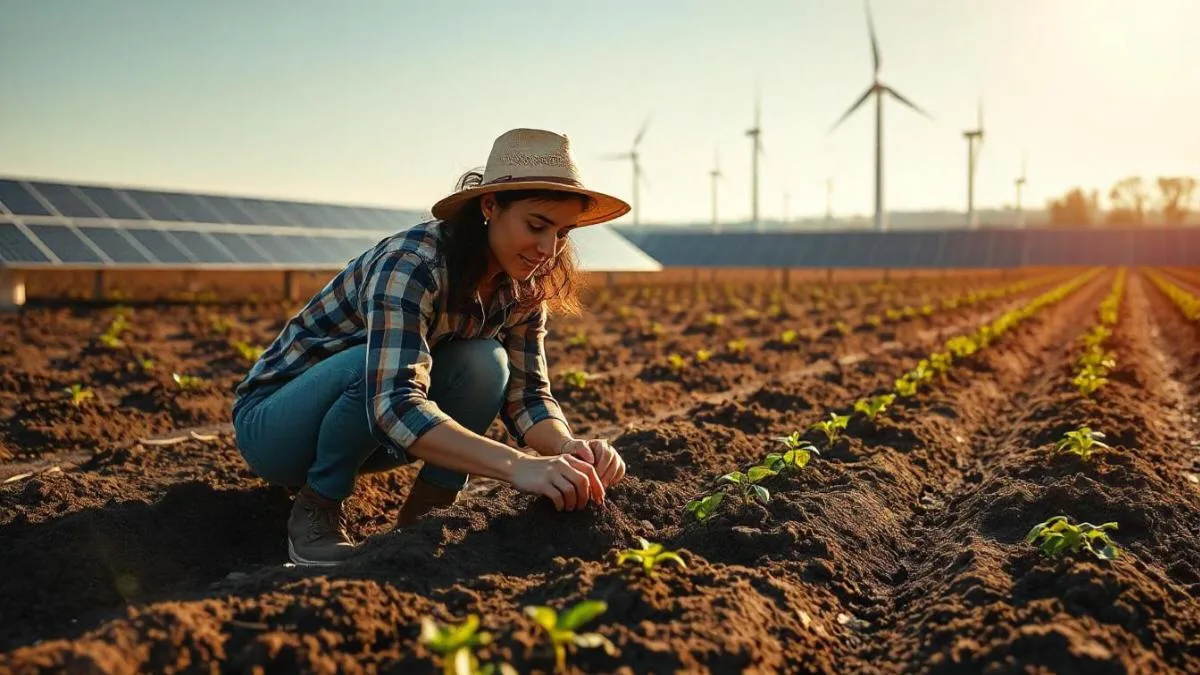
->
xmin=3 ymin=269 xmax=1199 ymax=673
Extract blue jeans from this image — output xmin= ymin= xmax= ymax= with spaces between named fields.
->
xmin=232 ymin=339 xmax=508 ymax=501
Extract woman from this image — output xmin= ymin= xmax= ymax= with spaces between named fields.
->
xmin=232 ymin=128 xmax=630 ymax=567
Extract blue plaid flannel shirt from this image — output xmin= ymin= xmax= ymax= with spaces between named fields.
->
xmin=232 ymin=220 xmax=569 ymax=457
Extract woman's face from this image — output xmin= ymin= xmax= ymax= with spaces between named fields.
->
xmin=481 ymin=194 xmax=583 ymax=281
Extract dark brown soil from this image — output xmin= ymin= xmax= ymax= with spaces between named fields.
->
xmin=3 ymin=269 xmax=1199 ymax=674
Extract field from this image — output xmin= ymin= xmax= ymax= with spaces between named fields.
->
xmin=3 ymin=267 xmax=1200 ymax=673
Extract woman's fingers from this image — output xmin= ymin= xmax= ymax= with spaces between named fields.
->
xmin=549 ymin=474 xmax=574 ymax=511
xmin=563 ymin=455 xmax=605 ymax=505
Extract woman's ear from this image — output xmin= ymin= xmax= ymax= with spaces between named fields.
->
xmin=479 ymin=194 xmax=497 ymax=222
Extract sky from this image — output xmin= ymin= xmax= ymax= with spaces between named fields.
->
xmin=1 ymin=0 xmax=1197 ymax=225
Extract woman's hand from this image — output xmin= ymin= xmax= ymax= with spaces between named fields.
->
xmin=560 ymin=438 xmax=626 ymax=488
xmin=510 ymin=454 xmax=606 ymax=511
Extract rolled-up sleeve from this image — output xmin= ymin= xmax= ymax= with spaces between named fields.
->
xmin=499 ymin=302 xmax=571 ymax=446
xmin=363 ymin=251 xmax=453 ymax=457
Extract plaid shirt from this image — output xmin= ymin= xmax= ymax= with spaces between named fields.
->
xmin=232 ymin=220 xmax=569 ymax=456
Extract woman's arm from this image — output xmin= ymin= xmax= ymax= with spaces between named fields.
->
xmin=498 ymin=303 xmax=575 ymax=455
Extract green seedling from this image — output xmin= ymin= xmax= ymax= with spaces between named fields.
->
xmin=810 ymin=412 xmax=850 ymax=447
xmin=780 ymin=329 xmax=798 ymax=344
xmin=1078 ymin=347 xmax=1115 ymax=372
xmin=865 ymin=314 xmax=882 ymax=328
xmin=420 ymin=614 xmax=506 ymax=675
xmin=230 ymin=340 xmax=265 ymax=363
xmin=695 ymin=349 xmax=713 ymax=364
xmin=1025 ymin=516 xmax=1120 ymax=561
xmin=854 ymin=393 xmax=896 ymax=422
xmin=944 ymin=336 xmax=978 ymax=358
xmin=615 ymin=537 xmax=687 ymax=577
xmin=209 ymin=316 xmax=232 ymax=336
xmin=742 ymin=308 xmax=761 ymax=321
xmin=64 ymin=384 xmax=93 ymax=407
xmin=524 ymin=601 xmax=619 ymax=674
xmin=765 ymin=432 xmax=818 ymax=473
xmin=893 ymin=375 xmax=919 ymax=398
xmin=172 ymin=372 xmax=206 ymax=390
xmin=561 ymin=370 xmax=589 ymax=390
xmin=645 ymin=321 xmax=665 ymax=338
xmin=566 ymin=331 xmax=588 ymax=348
xmin=1073 ymin=370 xmax=1107 ymax=397
xmin=667 ymin=353 xmax=687 ymax=372
xmin=98 ymin=333 xmax=124 ymax=349
xmin=834 ymin=320 xmax=851 ymax=335
xmin=719 ymin=465 xmax=777 ymax=504
xmin=726 ymin=338 xmax=748 ymax=354
xmin=703 ymin=312 xmax=725 ymax=328
xmin=929 ymin=352 xmax=952 ymax=375
xmin=136 ymin=356 xmax=154 ymax=373
xmin=685 ymin=493 xmax=724 ymax=523
xmin=1055 ymin=426 xmax=1111 ymax=460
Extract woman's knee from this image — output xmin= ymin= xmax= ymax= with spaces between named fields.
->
xmin=431 ymin=339 xmax=508 ymax=400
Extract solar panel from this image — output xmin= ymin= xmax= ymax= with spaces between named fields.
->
xmin=0 ymin=222 xmax=51 ymax=263
xmin=77 ymin=226 xmax=154 ymax=263
xmin=124 ymin=229 xmax=194 ymax=263
xmin=27 ymin=182 xmax=106 ymax=218
xmin=0 ymin=180 xmax=52 ymax=216
xmin=164 ymin=230 xmax=237 ymax=263
xmin=26 ymin=224 xmax=106 ymax=263
xmin=75 ymin=187 xmax=143 ymax=220
xmin=209 ymin=232 xmax=273 ymax=264
xmin=201 ymin=196 xmax=258 ymax=225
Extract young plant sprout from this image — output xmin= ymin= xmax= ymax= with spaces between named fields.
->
xmin=136 ymin=357 xmax=154 ymax=373
xmin=929 ymin=352 xmax=952 ymax=375
xmin=1025 ymin=516 xmax=1120 ymax=561
xmin=566 ymin=331 xmax=588 ymax=348
xmin=719 ymin=464 xmax=777 ymax=505
xmin=1078 ymin=347 xmax=1115 ymax=372
xmin=726 ymin=338 xmax=748 ymax=355
xmin=615 ymin=537 xmax=687 ymax=577
xmin=703 ymin=312 xmax=725 ymax=328
xmin=765 ymin=432 xmax=818 ymax=473
xmin=695 ymin=349 xmax=713 ymax=364
xmin=780 ymin=329 xmax=798 ymax=344
xmin=667 ymin=354 xmax=687 ymax=372
xmin=524 ymin=601 xmax=619 ymax=674
xmin=172 ymin=372 xmax=206 ymax=390
xmin=64 ymin=384 xmax=93 ymax=407
xmin=854 ymin=393 xmax=896 ymax=422
xmin=893 ymin=376 xmax=919 ymax=398
xmin=209 ymin=316 xmax=233 ymax=336
xmin=944 ymin=336 xmax=978 ymax=358
xmin=230 ymin=340 xmax=265 ymax=363
xmin=810 ymin=412 xmax=850 ymax=447
xmin=419 ymin=614 xmax=505 ymax=675
xmin=834 ymin=320 xmax=851 ymax=335
xmin=685 ymin=493 xmax=724 ymax=523
xmin=1055 ymin=426 xmax=1111 ymax=460
xmin=1073 ymin=369 xmax=1107 ymax=397
xmin=561 ymin=370 xmax=589 ymax=390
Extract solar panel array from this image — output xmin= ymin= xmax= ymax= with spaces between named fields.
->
xmin=0 ymin=177 xmax=661 ymax=273
xmin=618 ymin=227 xmax=1199 ymax=268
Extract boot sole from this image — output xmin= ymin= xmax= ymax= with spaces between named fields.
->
xmin=287 ymin=537 xmax=350 ymax=568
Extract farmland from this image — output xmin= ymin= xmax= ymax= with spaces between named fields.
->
xmin=2 ymin=267 xmax=1200 ymax=673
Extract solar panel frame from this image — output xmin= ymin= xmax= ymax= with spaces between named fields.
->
xmin=0 ymin=222 xmax=53 ymax=263
xmin=26 ymin=223 xmax=108 ymax=263
xmin=74 ymin=186 xmax=145 ymax=220
xmin=76 ymin=225 xmax=155 ymax=263
xmin=123 ymin=228 xmax=196 ymax=264
xmin=163 ymin=229 xmax=238 ymax=263
xmin=0 ymin=180 xmax=53 ymax=216
xmin=27 ymin=182 xmax=107 ymax=219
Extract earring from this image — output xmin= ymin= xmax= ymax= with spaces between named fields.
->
xmin=483 ymin=217 xmax=490 ymax=228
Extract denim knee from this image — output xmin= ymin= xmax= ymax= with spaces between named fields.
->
xmin=430 ymin=338 xmax=508 ymax=406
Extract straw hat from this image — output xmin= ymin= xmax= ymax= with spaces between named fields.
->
xmin=431 ymin=128 xmax=631 ymax=227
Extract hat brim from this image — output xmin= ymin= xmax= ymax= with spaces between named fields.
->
xmin=431 ymin=182 xmax=632 ymax=227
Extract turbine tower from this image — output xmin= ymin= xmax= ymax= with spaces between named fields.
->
xmin=746 ymin=89 xmax=765 ymax=232
xmin=710 ymin=150 xmax=724 ymax=231
xmin=602 ymin=116 xmax=651 ymax=225
xmin=828 ymin=0 xmax=933 ymax=232
xmin=825 ymin=176 xmax=834 ymax=223
xmin=1014 ymin=155 xmax=1028 ymax=228
xmin=963 ymin=99 xmax=985 ymax=228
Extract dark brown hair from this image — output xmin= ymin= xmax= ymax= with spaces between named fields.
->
xmin=439 ymin=169 xmax=592 ymax=317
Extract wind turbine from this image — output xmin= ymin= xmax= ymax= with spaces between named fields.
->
xmin=1014 ymin=155 xmax=1027 ymax=228
xmin=602 ymin=117 xmax=651 ymax=225
xmin=963 ymin=99 xmax=985 ymax=228
xmin=709 ymin=150 xmax=724 ymax=231
xmin=828 ymin=1 xmax=933 ymax=232
xmin=746 ymin=89 xmax=765 ymax=232
xmin=825 ymin=176 xmax=834 ymax=223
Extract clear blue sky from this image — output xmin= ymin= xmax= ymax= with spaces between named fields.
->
xmin=2 ymin=0 xmax=1197 ymax=224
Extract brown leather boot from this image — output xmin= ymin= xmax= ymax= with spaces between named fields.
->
xmin=394 ymin=476 xmax=461 ymax=529
xmin=287 ymin=485 xmax=356 ymax=567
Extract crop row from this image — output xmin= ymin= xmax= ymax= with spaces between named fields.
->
xmin=682 ymin=269 xmax=1099 ymax=524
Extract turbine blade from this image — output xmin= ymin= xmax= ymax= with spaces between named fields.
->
xmin=885 ymin=86 xmax=933 ymax=121
xmin=634 ymin=115 xmax=652 ymax=148
xmin=828 ymin=85 xmax=875 ymax=135
xmin=866 ymin=0 xmax=881 ymax=76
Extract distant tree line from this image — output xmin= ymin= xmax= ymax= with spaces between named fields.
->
xmin=1046 ymin=177 xmax=1197 ymax=227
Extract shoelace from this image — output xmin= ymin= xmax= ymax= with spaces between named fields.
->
xmin=306 ymin=503 xmax=349 ymax=542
